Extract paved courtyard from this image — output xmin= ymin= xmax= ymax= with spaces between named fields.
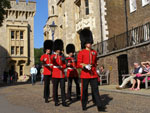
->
xmin=0 ymin=82 xmax=150 ymax=113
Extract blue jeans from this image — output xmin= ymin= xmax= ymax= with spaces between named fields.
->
xmin=31 ymin=74 xmax=36 ymax=85
xmin=41 ymin=74 xmax=44 ymax=84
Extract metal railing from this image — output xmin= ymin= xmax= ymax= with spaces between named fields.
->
xmin=92 ymin=22 xmax=150 ymax=55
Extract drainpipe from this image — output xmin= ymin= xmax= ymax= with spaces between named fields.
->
xmin=99 ymin=0 xmax=104 ymax=54
xmin=124 ymin=0 xmax=129 ymax=46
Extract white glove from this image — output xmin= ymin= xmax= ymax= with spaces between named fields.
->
xmin=85 ymin=64 xmax=91 ymax=70
xmin=44 ymin=58 xmax=47 ymax=61
xmin=96 ymin=70 xmax=100 ymax=75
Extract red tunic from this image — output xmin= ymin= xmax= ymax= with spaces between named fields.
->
xmin=40 ymin=54 xmax=53 ymax=75
xmin=77 ymin=49 xmax=98 ymax=79
xmin=51 ymin=53 xmax=66 ymax=78
xmin=66 ymin=56 xmax=78 ymax=78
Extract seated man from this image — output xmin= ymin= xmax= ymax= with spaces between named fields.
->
xmin=116 ymin=62 xmax=142 ymax=90
xmin=98 ymin=65 xmax=106 ymax=75
xmin=97 ymin=65 xmax=109 ymax=84
xmin=130 ymin=61 xmax=150 ymax=90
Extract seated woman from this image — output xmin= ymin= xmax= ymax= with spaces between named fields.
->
xmin=130 ymin=61 xmax=150 ymax=90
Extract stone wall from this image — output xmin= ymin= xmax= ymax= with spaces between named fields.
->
xmin=98 ymin=43 xmax=150 ymax=85
xmin=45 ymin=0 xmax=102 ymax=52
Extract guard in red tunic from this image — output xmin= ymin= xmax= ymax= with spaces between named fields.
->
xmin=65 ymin=44 xmax=80 ymax=101
xmin=77 ymin=29 xmax=103 ymax=111
xmin=51 ymin=39 xmax=68 ymax=107
xmin=40 ymin=40 xmax=53 ymax=103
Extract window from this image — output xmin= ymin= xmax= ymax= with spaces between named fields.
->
xmin=20 ymin=31 xmax=23 ymax=40
xmin=20 ymin=65 xmax=23 ymax=76
xmin=85 ymin=0 xmax=89 ymax=15
xmin=11 ymin=46 xmax=14 ymax=55
xmin=129 ymin=0 xmax=137 ymax=13
xmin=143 ymin=24 xmax=150 ymax=41
xmin=142 ymin=0 xmax=150 ymax=7
xmin=20 ymin=47 xmax=24 ymax=55
xmin=52 ymin=6 xmax=54 ymax=14
xmin=75 ymin=0 xmax=81 ymax=19
xmin=11 ymin=31 xmax=14 ymax=39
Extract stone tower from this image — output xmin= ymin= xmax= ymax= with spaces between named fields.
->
xmin=44 ymin=0 xmax=105 ymax=52
xmin=0 ymin=0 xmax=36 ymax=79
xmin=44 ymin=0 xmax=58 ymax=42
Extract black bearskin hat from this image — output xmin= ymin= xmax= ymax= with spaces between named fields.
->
xmin=43 ymin=40 xmax=53 ymax=53
xmin=53 ymin=39 xmax=64 ymax=51
xmin=80 ymin=29 xmax=93 ymax=49
xmin=66 ymin=44 xmax=75 ymax=54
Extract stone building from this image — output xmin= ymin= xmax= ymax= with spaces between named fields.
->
xmin=44 ymin=0 xmax=108 ymax=51
xmin=0 ymin=0 xmax=36 ymax=79
xmin=96 ymin=0 xmax=150 ymax=85
xmin=44 ymin=0 xmax=150 ymax=85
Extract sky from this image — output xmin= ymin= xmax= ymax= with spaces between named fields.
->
xmin=34 ymin=0 xmax=48 ymax=48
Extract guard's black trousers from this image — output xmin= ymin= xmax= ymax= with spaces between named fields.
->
xmin=44 ymin=75 xmax=51 ymax=100
xmin=81 ymin=78 xmax=102 ymax=108
xmin=53 ymin=78 xmax=66 ymax=103
xmin=67 ymin=77 xmax=80 ymax=99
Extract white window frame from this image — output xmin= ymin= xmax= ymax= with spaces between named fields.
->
xmin=142 ymin=0 xmax=150 ymax=7
xmin=129 ymin=0 xmax=137 ymax=13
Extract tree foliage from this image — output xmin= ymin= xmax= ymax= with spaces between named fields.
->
xmin=0 ymin=0 xmax=11 ymax=26
xmin=34 ymin=48 xmax=43 ymax=65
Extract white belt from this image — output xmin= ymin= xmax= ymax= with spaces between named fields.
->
xmin=53 ymin=66 xmax=62 ymax=68
xmin=67 ymin=67 xmax=76 ymax=70
xmin=44 ymin=64 xmax=53 ymax=66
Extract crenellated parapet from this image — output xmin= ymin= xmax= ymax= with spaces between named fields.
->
xmin=9 ymin=0 xmax=36 ymax=11
xmin=5 ymin=0 xmax=36 ymax=21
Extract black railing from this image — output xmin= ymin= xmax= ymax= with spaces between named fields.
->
xmin=93 ymin=22 xmax=150 ymax=55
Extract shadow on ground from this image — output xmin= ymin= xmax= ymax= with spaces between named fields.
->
xmin=87 ymin=93 xmax=113 ymax=112
xmin=0 ymin=80 xmax=32 ymax=88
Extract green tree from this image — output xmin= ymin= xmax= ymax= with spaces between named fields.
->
xmin=0 ymin=0 xmax=11 ymax=26
xmin=34 ymin=48 xmax=43 ymax=65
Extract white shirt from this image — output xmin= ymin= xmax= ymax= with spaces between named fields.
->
xmin=134 ymin=66 xmax=143 ymax=74
xmin=30 ymin=67 xmax=37 ymax=75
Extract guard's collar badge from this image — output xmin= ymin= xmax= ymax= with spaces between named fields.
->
xmin=92 ymin=52 xmax=95 ymax=55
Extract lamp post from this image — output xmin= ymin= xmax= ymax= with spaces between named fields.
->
xmin=49 ymin=21 xmax=57 ymax=41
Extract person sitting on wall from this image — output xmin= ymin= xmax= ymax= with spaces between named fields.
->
xmin=130 ymin=61 xmax=150 ymax=90
xmin=116 ymin=62 xmax=143 ymax=90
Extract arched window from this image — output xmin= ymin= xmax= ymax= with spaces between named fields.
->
xmin=52 ymin=6 xmax=54 ymax=14
xmin=85 ymin=0 xmax=89 ymax=15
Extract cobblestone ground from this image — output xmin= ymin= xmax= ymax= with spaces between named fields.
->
xmin=0 ymin=82 xmax=150 ymax=113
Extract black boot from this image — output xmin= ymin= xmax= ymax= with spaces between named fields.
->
xmin=69 ymin=98 xmax=72 ymax=101
xmin=55 ymin=102 xmax=59 ymax=106
xmin=62 ymin=102 xmax=69 ymax=107
xmin=45 ymin=98 xmax=49 ymax=103
xmin=82 ymin=107 xmax=87 ymax=111
xmin=76 ymin=96 xmax=80 ymax=100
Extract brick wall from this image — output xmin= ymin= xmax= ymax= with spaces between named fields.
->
xmin=105 ymin=0 xmax=150 ymax=38
xmin=105 ymin=0 xmax=126 ymax=38
xmin=98 ymin=43 xmax=150 ymax=85
xmin=127 ymin=0 xmax=150 ymax=29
